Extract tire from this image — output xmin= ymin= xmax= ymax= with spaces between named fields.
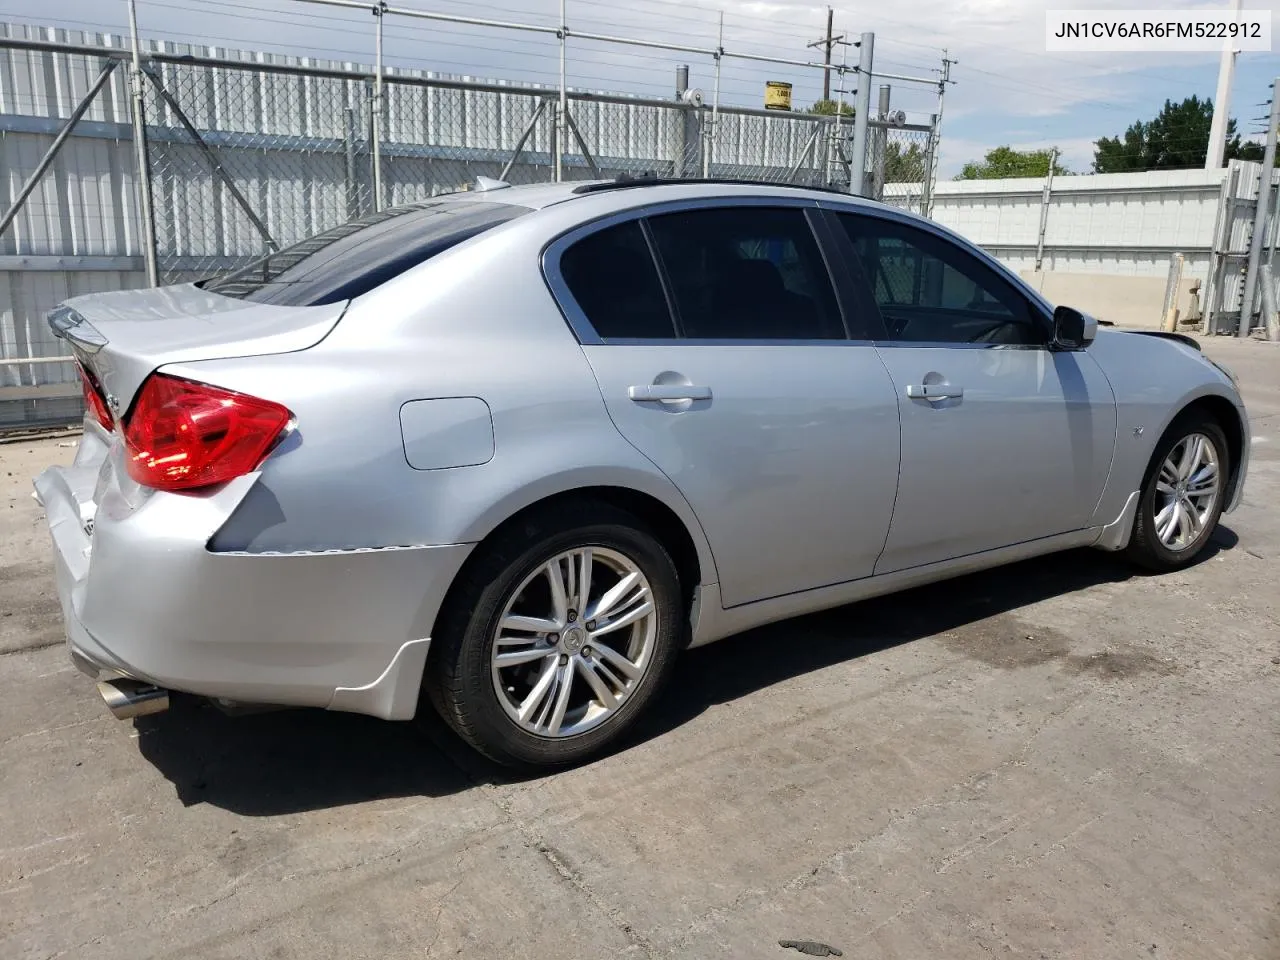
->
xmin=424 ymin=501 xmax=683 ymax=770
xmin=1126 ymin=411 xmax=1230 ymax=572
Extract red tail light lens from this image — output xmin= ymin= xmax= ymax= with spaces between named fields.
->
xmin=123 ymin=374 xmax=292 ymax=491
xmin=78 ymin=364 xmax=114 ymax=432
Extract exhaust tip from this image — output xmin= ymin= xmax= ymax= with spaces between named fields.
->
xmin=97 ymin=678 xmax=170 ymax=720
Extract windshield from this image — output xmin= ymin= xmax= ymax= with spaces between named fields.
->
xmin=199 ymin=199 xmax=530 ymax=306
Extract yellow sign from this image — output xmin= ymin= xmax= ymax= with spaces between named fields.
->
xmin=764 ymin=81 xmax=792 ymax=111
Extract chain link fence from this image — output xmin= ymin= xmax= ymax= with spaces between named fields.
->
xmin=1 ymin=28 xmax=942 ymax=430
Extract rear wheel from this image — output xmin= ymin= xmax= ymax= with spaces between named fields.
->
xmin=425 ymin=503 xmax=683 ymax=770
xmin=1126 ymin=412 xmax=1229 ymax=572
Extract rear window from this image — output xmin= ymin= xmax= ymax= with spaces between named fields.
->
xmin=199 ymin=199 xmax=530 ymax=306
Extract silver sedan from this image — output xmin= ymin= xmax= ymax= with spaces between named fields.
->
xmin=35 ymin=179 xmax=1249 ymax=769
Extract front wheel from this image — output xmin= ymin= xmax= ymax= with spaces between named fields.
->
xmin=1126 ymin=413 xmax=1230 ymax=571
xmin=425 ymin=503 xmax=683 ymax=770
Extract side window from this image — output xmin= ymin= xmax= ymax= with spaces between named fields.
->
xmin=646 ymin=206 xmax=845 ymax=340
xmin=837 ymin=213 xmax=1041 ymax=345
xmin=559 ymin=221 xmax=676 ymax=340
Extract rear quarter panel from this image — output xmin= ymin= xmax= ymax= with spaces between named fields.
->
xmin=1085 ymin=329 xmax=1245 ymax=524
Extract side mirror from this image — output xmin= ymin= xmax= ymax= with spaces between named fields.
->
xmin=1052 ymin=305 xmax=1098 ymax=350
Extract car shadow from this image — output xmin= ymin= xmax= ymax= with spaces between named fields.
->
xmin=134 ymin=528 xmax=1236 ymax=814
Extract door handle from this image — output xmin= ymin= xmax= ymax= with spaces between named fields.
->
xmin=628 ymin=384 xmax=712 ymax=402
xmin=906 ymin=383 xmax=963 ymax=400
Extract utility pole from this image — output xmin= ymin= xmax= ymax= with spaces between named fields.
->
xmin=807 ymin=7 xmax=842 ymax=105
xmin=925 ymin=49 xmax=955 ymax=217
xmin=1206 ymin=0 xmax=1243 ymax=170
xmin=1238 ymin=77 xmax=1279 ymax=338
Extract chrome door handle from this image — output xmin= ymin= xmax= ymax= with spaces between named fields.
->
xmin=628 ymin=384 xmax=712 ymax=402
xmin=906 ymin=383 xmax=963 ymax=400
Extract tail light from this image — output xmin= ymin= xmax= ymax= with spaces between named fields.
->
xmin=123 ymin=373 xmax=293 ymax=491
xmin=78 ymin=363 xmax=114 ymax=432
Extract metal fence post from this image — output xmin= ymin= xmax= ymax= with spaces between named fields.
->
xmin=370 ymin=1 xmax=386 ymax=210
xmin=1161 ymin=253 xmax=1186 ymax=331
xmin=127 ymin=0 xmax=159 ymax=286
xmin=871 ymin=84 xmax=889 ymax=200
xmin=703 ymin=12 xmax=722 ymax=179
xmin=1034 ymin=147 xmax=1059 ymax=272
xmin=343 ymin=107 xmax=360 ymax=218
xmin=1238 ymin=77 xmax=1278 ymax=338
xmin=1260 ymin=263 xmax=1279 ymax=341
xmin=674 ymin=65 xmax=688 ymax=178
xmin=849 ymin=32 xmax=873 ymax=197
xmin=920 ymin=113 xmax=937 ymax=216
xmin=1202 ymin=165 xmax=1234 ymax=334
xmin=555 ymin=0 xmax=567 ymax=182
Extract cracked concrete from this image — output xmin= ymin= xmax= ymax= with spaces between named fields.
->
xmin=2 ymin=338 xmax=1278 ymax=959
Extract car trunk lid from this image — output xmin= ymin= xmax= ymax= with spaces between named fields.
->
xmin=50 ymin=283 xmax=346 ymax=417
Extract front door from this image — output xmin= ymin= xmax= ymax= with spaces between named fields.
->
xmin=831 ymin=210 xmax=1117 ymax=575
xmin=548 ymin=202 xmax=902 ymax=608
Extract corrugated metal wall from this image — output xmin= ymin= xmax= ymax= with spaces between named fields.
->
xmin=915 ymin=164 xmax=1274 ymax=293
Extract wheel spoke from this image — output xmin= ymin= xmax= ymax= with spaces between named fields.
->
xmin=495 ymin=647 xmax=554 ymax=667
xmin=587 ymin=571 xmax=641 ymax=622
xmin=589 ymin=599 xmax=655 ymax=639
xmin=518 ymin=658 xmax=560 ymax=723
xmin=1173 ymin=502 xmax=1192 ymax=544
xmin=594 ymin=642 xmax=642 ymax=681
xmin=546 ymin=662 xmax=575 ymax=734
xmin=1178 ymin=436 xmax=1203 ymax=480
xmin=574 ymin=549 xmax=593 ymax=617
xmin=1182 ymin=499 xmax=1203 ymax=536
xmin=544 ymin=560 xmax=570 ymax=626
xmin=1159 ymin=460 xmax=1180 ymax=486
xmin=575 ymin=656 xmax=619 ymax=711
xmin=1155 ymin=501 xmax=1178 ymax=541
xmin=1156 ymin=480 xmax=1176 ymax=496
xmin=500 ymin=614 xmax=560 ymax=635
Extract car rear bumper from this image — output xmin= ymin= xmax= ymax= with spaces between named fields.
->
xmin=35 ymin=434 xmax=472 ymax=720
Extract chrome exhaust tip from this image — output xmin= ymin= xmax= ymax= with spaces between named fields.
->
xmin=97 ymin=678 xmax=170 ymax=720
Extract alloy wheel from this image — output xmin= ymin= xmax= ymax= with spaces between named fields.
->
xmin=490 ymin=547 xmax=656 ymax=738
xmin=1154 ymin=432 xmax=1221 ymax=552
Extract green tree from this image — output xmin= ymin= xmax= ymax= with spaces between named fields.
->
xmin=884 ymin=142 xmax=927 ymax=182
xmin=807 ymin=98 xmax=854 ymax=117
xmin=956 ymin=145 xmax=1071 ymax=180
xmin=1092 ymin=95 xmax=1273 ymax=171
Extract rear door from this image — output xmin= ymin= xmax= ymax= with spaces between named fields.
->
xmin=546 ymin=199 xmax=901 ymax=608
xmin=828 ymin=209 xmax=1117 ymax=574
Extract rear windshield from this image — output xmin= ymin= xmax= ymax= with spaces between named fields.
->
xmin=199 ymin=199 xmax=530 ymax=306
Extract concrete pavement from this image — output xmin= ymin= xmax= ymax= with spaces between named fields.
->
xmin=2 ymin=337 xmax=1278 ymax=960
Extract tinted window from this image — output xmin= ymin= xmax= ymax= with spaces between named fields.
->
xmin=646 ymin=206 xmax=844 ymax=340
xmin=201 ymin=199 xmax=529 ymax=306
xmin=559 ymin=221 xmax=676 ymax=340
xmin=837 ymin=214 xmax=1040 ymax=345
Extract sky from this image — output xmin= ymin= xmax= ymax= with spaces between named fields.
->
xmin=2 ymin=0 xmax=1277 ymax=177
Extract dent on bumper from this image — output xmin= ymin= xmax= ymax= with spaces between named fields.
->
xmin=38 ymin=464 xmax=473 ymax=720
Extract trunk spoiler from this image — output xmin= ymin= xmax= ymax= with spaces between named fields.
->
xmin=48 ymin=305 xmax=108 ymax=354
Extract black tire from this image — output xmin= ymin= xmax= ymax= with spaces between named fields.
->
xmin=423 ymin=501 xmax=683 ymax=771
xmin=1126 ymin=411 xmax=1230 ymax=572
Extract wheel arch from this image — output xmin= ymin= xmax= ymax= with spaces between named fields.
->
xmin=431 ymin=478 xmax=715 ymax=653
xmin=1164 ymin=392 xmax=1246 ymax=508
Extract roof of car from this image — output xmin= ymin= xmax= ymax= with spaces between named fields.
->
xmin=457 ymin=177 xmax=886 ymax=213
